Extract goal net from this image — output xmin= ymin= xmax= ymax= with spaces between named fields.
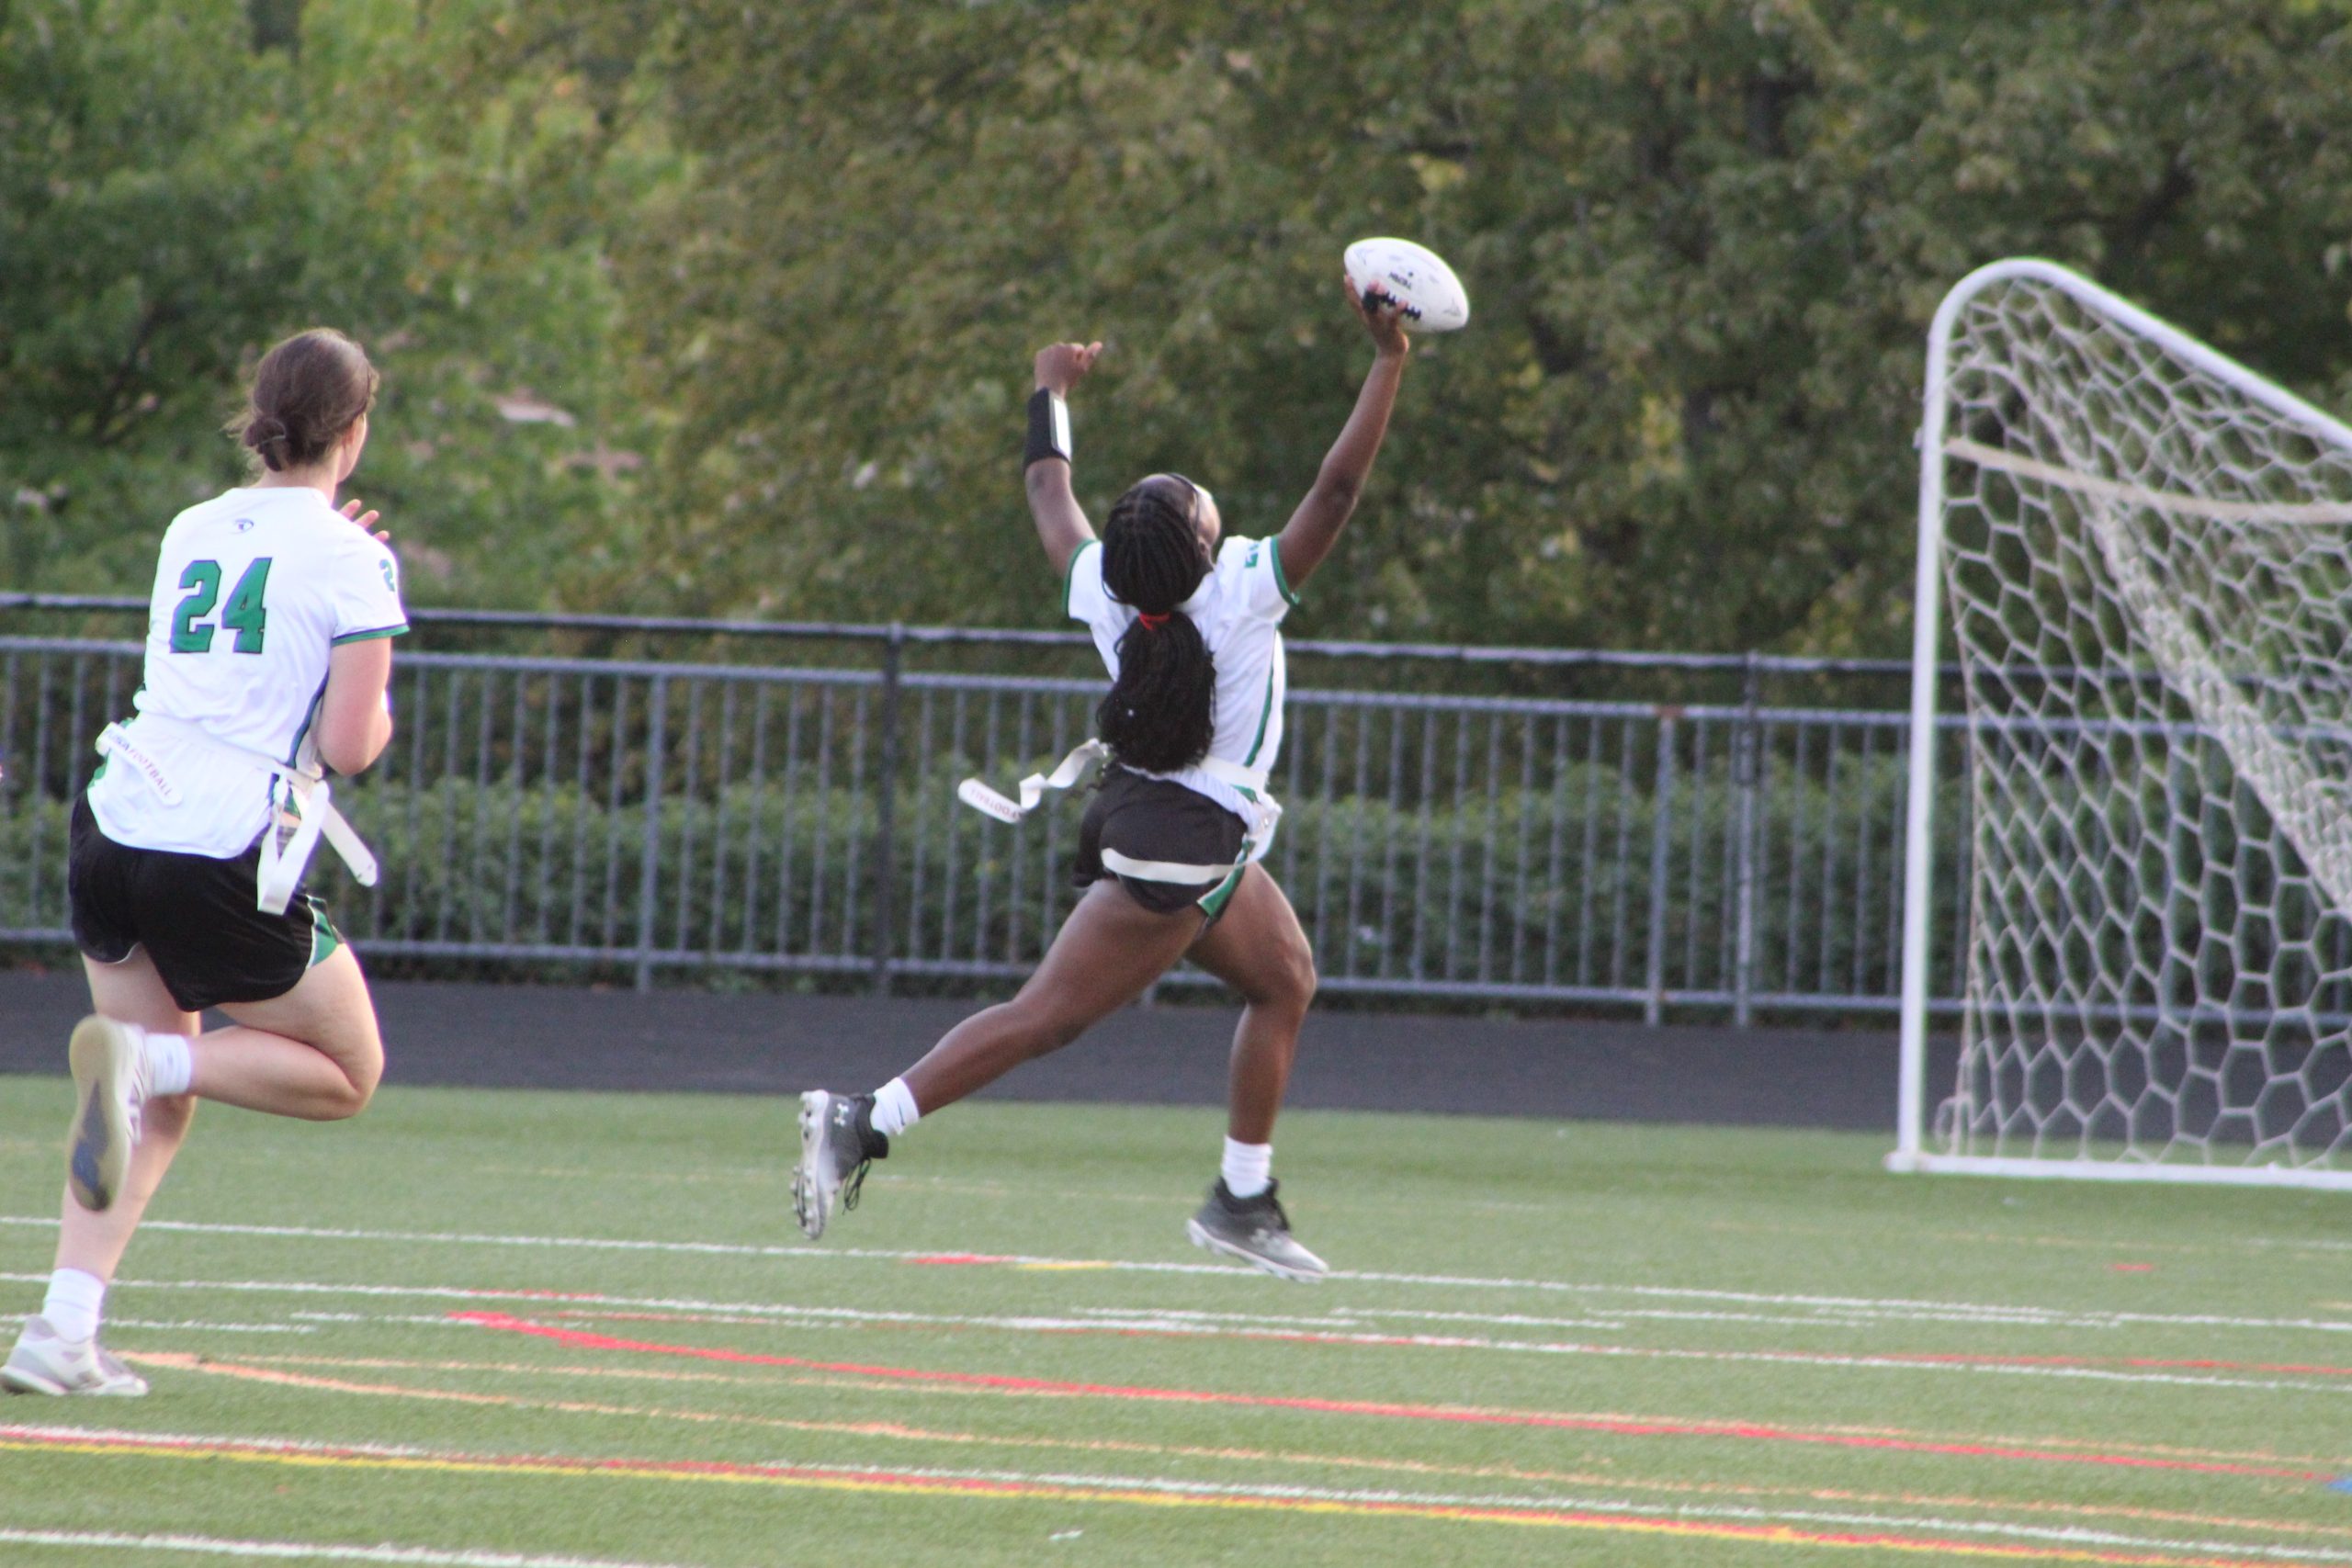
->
xmin=1894 ymin=259 xmax=2352 ymax=1187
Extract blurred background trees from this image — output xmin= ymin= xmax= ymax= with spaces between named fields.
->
xmin=6 ymin=0 xmax=2351 ymax=656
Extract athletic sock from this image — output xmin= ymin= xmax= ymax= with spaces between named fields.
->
xmin=41 ymin=1269 xmax=106 ymax=1344
xmin=870 ymin=1077 xmax=921 ymax=1141
xmin=141 ymin=1032 xmax=192 ymax=1098
xmin=1221 ymin=1138 xmax=1273 ymax=1200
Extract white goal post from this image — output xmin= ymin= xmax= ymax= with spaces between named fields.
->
xmin=1891 ymin=258 xmax=2352 ymax=1189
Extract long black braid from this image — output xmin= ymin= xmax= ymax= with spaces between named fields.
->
xmin=1097 ymin=478 xmax=1216 ymax=774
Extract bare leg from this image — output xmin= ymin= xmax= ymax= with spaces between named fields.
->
xmin=1184 ymin=867 xmax=1317 ymax=1145
xmin=899 ymin=881 xmax=1201 ymax=1113
xmin=57 ymin=953 xmax=198 ymax=1283
xmin=54 ymin=944 xmax=382 ymax=1284
xmin=205 ymin=945 xmax=383 ymax=1121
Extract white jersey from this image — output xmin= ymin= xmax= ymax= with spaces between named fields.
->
xmin=1065 ymin=532 xmax=1296 ymax=848
xmin=87 ymin=485 xmax=408 ymax=858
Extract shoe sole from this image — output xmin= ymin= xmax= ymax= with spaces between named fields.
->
xmin=66 ymin=1016 xmax=137 ymax=1213
xmin=0 ymin=1355 xmax=143 ymax=1396
xmin=792 ymin=1091 xmax=834 ymax=1240
xmin=1185 ymin=1218 xmax=1327 ymax=1283
xmin=0 ymin=1363 xmax=68 ymax=1395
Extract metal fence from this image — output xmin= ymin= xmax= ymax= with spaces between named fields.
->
xmin=0 ymin=612 xmax=1971 ymax=1020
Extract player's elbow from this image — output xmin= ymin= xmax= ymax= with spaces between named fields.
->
xmin=317 ymin=713 xmax=390 ymax=777
xmin=1311 ymin=469 xmax=1363 ymax=515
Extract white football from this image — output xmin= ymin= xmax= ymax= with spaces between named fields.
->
xmin=1342 ymin=237 xmax=1470 ymax=333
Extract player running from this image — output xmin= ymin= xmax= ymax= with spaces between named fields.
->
xmin=4 ymin=329 xmax=405 ymax=1395
xmin=791 ymin=279 xmax=1411 ymax=1279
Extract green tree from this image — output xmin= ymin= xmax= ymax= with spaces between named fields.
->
xmin=555 ymin=0 xmax=2352 ymax=655
xmin=0 ymin=0 xmax=670 ymax=607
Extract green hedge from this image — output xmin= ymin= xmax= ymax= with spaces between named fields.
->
xmin=2 ymin=752 xmax=1978 ymax=1004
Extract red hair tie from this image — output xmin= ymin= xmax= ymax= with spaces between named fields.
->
xmin=1136 ymin=612 xmax=1170 ymax=629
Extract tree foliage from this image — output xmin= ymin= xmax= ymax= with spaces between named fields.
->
xmin=8 ymin=0 xmax=2352 ymax=659
xmin=0 ymin=0 xmax=667 ymax=604
xmin=570 ymin=0 xmax=2352 ymax=654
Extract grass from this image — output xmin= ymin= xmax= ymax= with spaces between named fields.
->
xmin=0 ymin=1075 xmax=2346 ymax=1567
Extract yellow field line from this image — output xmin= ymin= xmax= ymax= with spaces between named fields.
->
xmin=1 ymin=1428 xmax=2334 ymax=1567
xmin=127 ymin=1351 xmax=2349 ymax=1547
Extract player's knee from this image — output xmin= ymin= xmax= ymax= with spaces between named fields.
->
xmin=996 ymin=995 xmax=1088 ymax=1059
xmin=1277 ymin=936 xmax=1318 ymax=1010
xmin=1247 ymin=931 xmax=1316 ymax=1012
xmin=319 ymin=1042 xmax=383 ymax=1120
xmin=314 ymin=1075 xmax=373 ymax=1121
xmin=1025 ymin=1005 xmax=1093 ymax=1056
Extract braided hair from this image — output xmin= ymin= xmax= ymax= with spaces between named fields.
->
xmin=1097 ymin=476 xmax=1216 ymax=774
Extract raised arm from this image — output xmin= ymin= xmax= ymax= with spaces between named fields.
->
xmin=1277 ymin=281 xmax=1411 ymax=592
xmin=1024 ymin=340 xmax=1103 ymax=581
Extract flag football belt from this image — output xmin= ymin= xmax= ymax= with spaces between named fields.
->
xmin=956 ymin=739 xmax=1279 ymax=885
xmin=96 ymin=715 xmax=380 ymax=916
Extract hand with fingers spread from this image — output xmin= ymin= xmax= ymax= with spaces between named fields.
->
xmin=1035 ymin=341 xmax=1104 ymax=399
xmin=339 ymin=497 xmax=389 ymax=547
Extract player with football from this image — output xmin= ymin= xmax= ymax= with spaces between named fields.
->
xmin=792 ymin=277 xmax=1412 ymax=1279
xmin=4 ymin=329 xmax=404 ymax=1394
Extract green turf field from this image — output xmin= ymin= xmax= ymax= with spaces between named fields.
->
xmin=0 ymin=1077 xmax=2345 ymax=1567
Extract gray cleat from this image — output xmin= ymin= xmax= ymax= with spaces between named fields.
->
xmin=2 ymin=1316 xmax=148 ymax=1396
xmin=792 ymin=1090 xmax=887 ymax=1240
xmin=66 ymin=1015 xmax=145 ymax=1213
xmin=1187 ymin=1179 xmax=1328 ymax=1281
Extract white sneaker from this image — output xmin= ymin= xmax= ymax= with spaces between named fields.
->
xmin=67 ymin=1015 xmax=147 ymax=1213
xmin=1 ymin=1316 xmax=148 ymax=1396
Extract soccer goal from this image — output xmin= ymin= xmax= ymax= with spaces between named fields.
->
xmin=1891 ymin=258 xmax=2352 ymax=1188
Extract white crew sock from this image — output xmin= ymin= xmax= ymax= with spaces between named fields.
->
xmin=41 ymin=1268 xmax=107 ymax=1344
xmin=870 ymin=1077 xmax=922 ymax=1140
xmin=1221 ymin=1138 xmax=1272 ymax=1200
xmin=142 ymin=1032 xmax=193 ymax=1098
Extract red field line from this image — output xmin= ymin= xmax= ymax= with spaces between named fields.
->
xmin=148 ymin=1348 xmax=2352 ymax=1546
xmin=449 ymin=1312 xmax=2330 ymax=1481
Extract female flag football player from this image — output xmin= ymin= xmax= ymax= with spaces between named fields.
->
xmin=792 ymin=279 xmax=1412 ymax=1280
xmin=4 ymin=330 xmax=406 ymax=1395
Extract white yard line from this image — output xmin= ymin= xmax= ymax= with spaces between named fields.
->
xmin=0 ymin=1529 xmax=697 ymax=1568
xmin=3 ymin=1312 xmax=316 ymax=1335
xmin=6 ymin=1270 xmax=2337 ymax=1395
xmin=3 ymin=1214 xmax=2346 ymax=1337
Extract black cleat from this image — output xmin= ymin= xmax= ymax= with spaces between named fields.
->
xmin=792 ymin=1090 xmax=888 ymax=1240
xmin=1186 ymin=1179 xmax=1328 ymax=1281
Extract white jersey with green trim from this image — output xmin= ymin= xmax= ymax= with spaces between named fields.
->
xmin=87 ymin=485 xmax=408 ymax=858
xmin=1065 ymin=532 xmax=1295 ymax=850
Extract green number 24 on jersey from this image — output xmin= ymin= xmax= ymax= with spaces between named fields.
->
xmin=170 ymin=558 xmax=272 ymax=654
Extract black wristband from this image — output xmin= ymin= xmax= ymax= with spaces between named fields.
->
xmin=1024 ymin=388 xmax=1071 ymax=469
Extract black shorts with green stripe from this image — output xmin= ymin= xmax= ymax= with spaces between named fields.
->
xmin=68 ymin=795 xmax=345 ymax=1013
xmin=1073 ymin=767 xmax=1251 ymax=923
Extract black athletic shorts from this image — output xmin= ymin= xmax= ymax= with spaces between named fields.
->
xmin=1072 ymin=767 xmax=1252 ymax=922
xmin=68 ymin=795 xmax=343 ymax=1013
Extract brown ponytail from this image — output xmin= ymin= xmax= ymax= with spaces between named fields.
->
xmin=227 ymin=329 xmax=379 ymax=472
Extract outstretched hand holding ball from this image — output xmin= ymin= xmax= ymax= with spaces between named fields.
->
xmin=1348 ymin=273 xmax=1413 ymax=358
xmin=1342 ymin=237 xmax=1470 ymax=334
